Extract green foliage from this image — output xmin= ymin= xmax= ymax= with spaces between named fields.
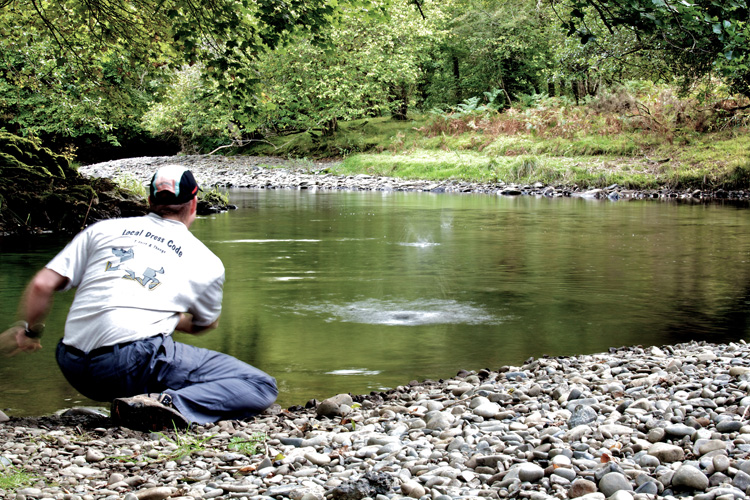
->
xmin=0 ymin=131 xmax=73 ymax=179
xmin=557 ymin=0 xmax=750 ymax=98
xmin=0 ymin=130 xmax=148 ymax=234
xmin=420 ymin=0 xmax=556 ymax=109
xmin=113 ymin=172 xmax=147 ymax=198
xmin=228 ymin=433 xmax=267 ymax=455
xmin=0 ymin=465 xmax=38 ymax=490
xmin=153 ymin=428 xmax=214 ymax=462
xmin=322 ymin=81 xmax=750 ymax=191
xmin=1 ymin=0 xmax=748 ymax=162
xmin=435 ymin=88 xmax=506 ymax=118
xmin=247 ymin=115 xmax=428 ymax=157
xmin=0 ymin=0 xmax=356 ymax=151
xmin=0 ymin=1 xmax=167 ymax=145
xmin=200 ymin=187 xmax=230 ymax=207
xmin=141 ymin=66 xmax=236 ymax=152
xmin=253 ymin=0 xmax=436 ymax=138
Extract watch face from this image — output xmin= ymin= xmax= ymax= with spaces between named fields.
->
xmin=25 ymin=324 xmax=43 ymax=338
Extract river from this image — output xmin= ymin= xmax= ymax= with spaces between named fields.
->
xmin=1 ymin=189 xmax=749 ymax=417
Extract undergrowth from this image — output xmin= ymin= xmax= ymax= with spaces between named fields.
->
xmin=420 ymin=84 xmax=749 ymax=145
xmin=253 ymin=82 xmax=750 ymax=191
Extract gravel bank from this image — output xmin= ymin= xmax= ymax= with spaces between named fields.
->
xmin=78 ymin=155 xmax=749 ymax=201
xmin=3 ymin=341 xmax=750 ymax=500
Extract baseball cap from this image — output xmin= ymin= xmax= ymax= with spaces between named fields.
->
xmin=149 ymin=165 xmax=200 ymax=205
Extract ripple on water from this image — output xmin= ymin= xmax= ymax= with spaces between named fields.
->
xmin=396 ymin=241 xmax=441 ymax=248
xmin=325 ymin=369 xmax=382 ymax=376
xmin=296 ymin=298 xmax=502 ymax=326
xmin=218 ymin=239 xmax=322 ymax=243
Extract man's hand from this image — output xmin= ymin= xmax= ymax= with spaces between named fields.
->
xmin=176 ymin=313 xmax=219 ymax=335
xmin=0 ymin=324 xmax=42 ymax=357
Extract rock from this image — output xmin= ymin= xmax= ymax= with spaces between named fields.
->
xmin=648 ymin=442 xmax=685 ymax=463
xmin=598 ymin=472 xmax=633 ymax=497
xmin=425 ymin=411 xmax=454 ymax=430
xmin=316 ymin=394 xmax=353 ymax=417
xmin=716 ymin=420 xmax=743 ymax=433
xmin=517 ymin=463 xmax=545 ymax=482
xmin=569 ymin=479 xmax=597 ymax=498
xmin=733 ymin=470 xmax=750 ymax=492
xmin=665 ymin=423 xmax=695 ymax=437
xmin=730 ymin=367 xmax=750 ymax=377
xmin=330 ymin=471 xmax=393 ymax=500
xmin=134 ymin=487 xmax=174 ymax=500
xmin=671 ymin=464 xmax=709 ymax=491
xmin=304 ymin=451 xmax=331 ymax=466
xmin=634 ymin=481 xmax=659 ymax=495
xmin=569 ymin=405 xmax=597 ymax=427
xmin=607 ymin=491 xmax=633 ymax=500
xmin=400 ymin=480 xmax=426 ymax=498
xmin=85 ymin=449 xmax=105 ymax=462
xmin=5 ymin=339 xmax=750 ymax=500
xmin=473 ymin=401 xmax=501 ymax=418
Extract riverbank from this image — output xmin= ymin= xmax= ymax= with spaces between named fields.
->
xmin=78 ymin=155 xmax=750 ymax=202
xmin=2 ymin=340 xmax=750 ymax=500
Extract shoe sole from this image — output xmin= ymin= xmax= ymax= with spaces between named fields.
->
xmin=111 ymin=397 xmax=190 ymax=432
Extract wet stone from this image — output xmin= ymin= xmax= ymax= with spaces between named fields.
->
xmin=672 ymin=464 xmax=709 ymax=491
xmin=4 ymin=340 xmax=750 ymax=500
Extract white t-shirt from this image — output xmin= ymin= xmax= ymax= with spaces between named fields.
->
xmin=47 ymin=213 xmax=225 ymax=352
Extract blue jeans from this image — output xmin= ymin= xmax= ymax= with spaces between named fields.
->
xmin=56 ymin=334 xmax=278 ymax=424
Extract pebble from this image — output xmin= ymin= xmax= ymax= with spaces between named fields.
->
xmin=76 ymin=155 xmax=749 ymax=201
xmin=4 ymin=339 xmax=750 ymax=500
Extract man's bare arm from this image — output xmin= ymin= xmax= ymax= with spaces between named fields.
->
xmin=1 ymin=268 xmax=69 ymax=356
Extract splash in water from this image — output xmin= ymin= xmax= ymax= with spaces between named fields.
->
xmin=296 ymin=298 xmax=502 ymax=326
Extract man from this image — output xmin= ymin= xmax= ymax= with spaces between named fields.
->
xmin=2 ymin=165 xmax=278 ymax=431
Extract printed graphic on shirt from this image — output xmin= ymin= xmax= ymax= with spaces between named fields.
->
xmin=105 ymin=248 xmax=164 ymax=290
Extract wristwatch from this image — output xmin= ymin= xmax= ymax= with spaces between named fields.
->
xmin=13 ymin=321 xmax=45 ymax=339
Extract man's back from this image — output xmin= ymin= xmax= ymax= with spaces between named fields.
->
xmin=48 ymin=213 xmax=225 ymax=352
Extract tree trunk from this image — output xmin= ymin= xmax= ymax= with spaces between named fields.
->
xmin=390 ymin=84 xmax=409 ymax=121
xmin=323 ymin=117 xmax=338 ymax=136
xmin=452 ymin=56 xmax=461 ymax=102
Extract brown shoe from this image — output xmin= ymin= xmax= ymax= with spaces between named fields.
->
xmin=111 ymin=394 xmax=190 ymax=432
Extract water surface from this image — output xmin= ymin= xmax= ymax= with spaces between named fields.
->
xmin=2 ymin=190 xmax=749 ymax=416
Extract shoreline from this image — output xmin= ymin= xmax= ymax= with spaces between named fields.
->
xmin=79 ymin=155 xmax=750 ymax=203
xmin=4 ymin=157 xmax=750 ymax=498
xmin=3 ymin=340 xmax=750 ymax=499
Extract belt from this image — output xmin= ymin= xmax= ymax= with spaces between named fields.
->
xmin=64 ymin=340 xmax=135 ymax=358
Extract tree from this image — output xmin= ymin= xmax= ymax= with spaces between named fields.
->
xmin=0 ymin=3 xmax=163 ymax=148
xmin=0 ymin=0 xmax=347 ymax=150
xmin=554 ymin=0 xmax=750 ymax=99
xmin=253 ymin=0 xmax=438 ymax=136
xmin=420 ymin=0 xmax=557 ymax=109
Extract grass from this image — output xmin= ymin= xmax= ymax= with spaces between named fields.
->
xmin=149 ymin=427 xmax=215 ymax=462
xmin=228 ymin=433 xmax=267 ymax=455
xmin=113 ymin=171 xmax=148 ymax=198
xmin=0 ymin=465 xmax=38 ymax=491
xmin=109 ymin=426 xmax=216 ymax=463
xmin=243 ymin=85 xmax=750 ymax=192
